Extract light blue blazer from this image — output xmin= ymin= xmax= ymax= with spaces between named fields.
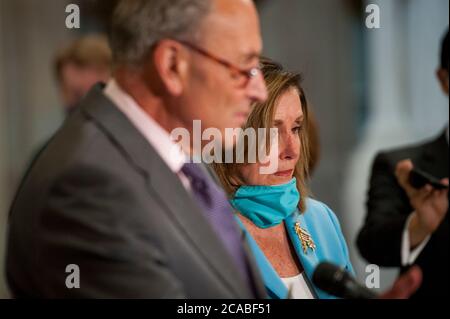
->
xmin=236 ymin=198 xmax=355 ymax=299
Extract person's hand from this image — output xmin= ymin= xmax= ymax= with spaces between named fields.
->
xmin=380 ymin=266 xmax=422 ymax=299
xmin=395 ymin=159 xmax=449 ymax=248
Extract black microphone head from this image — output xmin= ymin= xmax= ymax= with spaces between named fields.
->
xmin=312 ymin=262 xmax=351 ymax=298
xmin=312 ymin=261 xmax=377 ymax=299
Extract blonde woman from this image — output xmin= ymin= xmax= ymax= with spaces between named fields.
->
xmin=213 ymin=58 xmax=423 ymax=299
xmin=212 ymin=58 xmax=353 ymax=298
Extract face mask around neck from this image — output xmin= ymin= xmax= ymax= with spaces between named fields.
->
xmin=230 ymin=178 xmax=300 ymax=229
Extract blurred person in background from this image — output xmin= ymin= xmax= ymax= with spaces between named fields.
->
xmin=54 ymin=34 xmax=112 ymax=114
xmin=357 ymin=29 xmax=449 ymax=298
xmin=21 ymin=35 xmax=113 ymax=171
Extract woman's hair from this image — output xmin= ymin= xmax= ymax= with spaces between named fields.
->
xmin=212 ymin=57 xmax=311 ymax=212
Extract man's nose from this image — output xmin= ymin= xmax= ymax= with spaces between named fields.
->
xmin=247 ymin=70 xmax=268 ymax=102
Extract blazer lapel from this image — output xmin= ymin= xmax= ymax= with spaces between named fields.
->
xmin=285 ymin=212 xmax=323 ymax=298
xmin=81 ymin=85 xmax=252 ymax=297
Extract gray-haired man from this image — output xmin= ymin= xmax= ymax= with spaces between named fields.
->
xmin=6 ymin=0 xmax=267 ymax=298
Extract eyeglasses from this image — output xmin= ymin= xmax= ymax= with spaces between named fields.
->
xmin=176 ymin=39 xmax=261 ymax=87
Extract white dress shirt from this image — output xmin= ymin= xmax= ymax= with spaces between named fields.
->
xmin=401 ymin=214 xmax=431 ymax=265
xmin=103 ymin=79 xmax=190 ymax=189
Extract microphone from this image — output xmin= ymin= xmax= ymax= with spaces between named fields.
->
xmin=312 ymin=262 xmax=378 ymax=299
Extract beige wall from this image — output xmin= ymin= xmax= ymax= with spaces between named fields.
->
xmin=0 ymin=0 xmax=71 ymax=298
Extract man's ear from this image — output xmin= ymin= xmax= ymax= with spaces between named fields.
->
xmin=153 ymin=40 xmax=188 ymax=96
xmin=436 ymin=68 xmax=449 ymax=96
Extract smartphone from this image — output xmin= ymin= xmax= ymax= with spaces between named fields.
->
xmin=408 ymin=168 xmax=448 ymax=190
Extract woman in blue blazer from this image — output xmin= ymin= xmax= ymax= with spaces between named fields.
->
xmin=234 ymin=198 xmax=354 ymax=299
xmin=212 ymin=58 xmax=354 ymax=299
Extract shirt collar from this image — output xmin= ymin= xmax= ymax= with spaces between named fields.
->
xmin=103 ymin=79 xmax=187 ymax=173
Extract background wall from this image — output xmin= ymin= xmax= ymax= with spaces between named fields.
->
xmin=0 ymin=0 xmax=70 ymax=297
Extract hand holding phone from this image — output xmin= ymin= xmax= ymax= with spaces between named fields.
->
xmin=396 ymin=160 xmax=448 ymax=245
xmin=408 ymin=168 xmax=449 ymax=190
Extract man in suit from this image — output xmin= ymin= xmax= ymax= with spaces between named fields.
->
xmin=358 ymin=30 xmax=449 ymax=298
xmin=6 ymin=0 xmax=268 ymax=298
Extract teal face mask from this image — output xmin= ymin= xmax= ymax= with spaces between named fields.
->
xmin=230 ymin=178 xmax=300 ymax=229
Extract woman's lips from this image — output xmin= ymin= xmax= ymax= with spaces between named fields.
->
xmin=274 ymin=169 xmax=293 ymax=177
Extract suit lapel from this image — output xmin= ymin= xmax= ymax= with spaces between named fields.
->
xmin=147 ymin=161 xmax=252 ymax=297
xmin=80 ymin=85 xmax=252 ymax=297
xmin=204 ymin=164 xmax=268 ymax=298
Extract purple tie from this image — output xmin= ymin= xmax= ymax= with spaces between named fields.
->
xmin=181 ymin=162 xmax=253 ymax=289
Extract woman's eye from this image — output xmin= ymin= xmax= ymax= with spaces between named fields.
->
xmin=292 ymin=126 xmax=302 ymax=133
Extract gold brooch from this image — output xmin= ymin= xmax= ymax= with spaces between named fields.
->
xmin=294 ymin=221 xmax=316 ymax=254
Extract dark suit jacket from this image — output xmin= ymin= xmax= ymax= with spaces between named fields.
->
xmin=357 ymin=130 xmax=449 ymax=298
xmin=6 ymin=84 xmax=266 ymax=298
